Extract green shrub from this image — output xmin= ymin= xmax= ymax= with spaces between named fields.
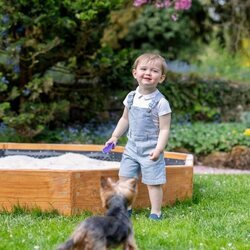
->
xmin=168 ymin=122 xmax=250 ymax=155
xmin=1 ymin=119 xmax=249 ymax=157
xmin=0 ymin=0 xmax=123 ymax=139
xmin=159 ymin=73 xmax=250 ymax=122
xmin=194 ymin=40 xmax=250 ymax=83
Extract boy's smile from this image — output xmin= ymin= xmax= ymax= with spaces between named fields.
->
xmin=132 ymin=60 xmax=165 ymax=94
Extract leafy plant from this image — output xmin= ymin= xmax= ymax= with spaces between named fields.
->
xmin=0 ymin=0 xmax=123 ymax=138
xmin=194 ymin=40 xmax=250 ymax=83
xmin=168 ymin=122 xmax=250 ymax=155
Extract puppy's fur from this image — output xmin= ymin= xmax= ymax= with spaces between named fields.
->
xmin=57 ymin=177 xmax=137 ymax=250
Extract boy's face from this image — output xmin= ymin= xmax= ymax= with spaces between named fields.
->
xmin=132 ymin=59 xmax=165 ymax=91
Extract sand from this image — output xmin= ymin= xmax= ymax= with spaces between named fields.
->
xmin=0 ymin=153 xmax=120 ymax=170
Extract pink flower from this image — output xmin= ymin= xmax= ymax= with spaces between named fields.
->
xmin=155 ymin=0 xmax=171 ymax=8
xmin=171 ymin=13 xmax=178 ymax=21
xmin=133 ymin=0 xmax=149 ymax=7
xmin=164 ymin=0 xmax=171 ymax=8
xmin=134 ymin=0 xmax=192 ymax=11
xmin=175 ymin=0 xmax=192 ymax=10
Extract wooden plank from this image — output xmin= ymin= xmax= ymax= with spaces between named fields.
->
xmin=0 ymin=143 xmax=125 ymax=154
xmin=1 ymin=143 xmax=190 ymax=160
xmin=0 ymin=170 xmax=72 ymax=215
xmin=71 ymin=166 xmax=193 ymax=214
xmin=164 ymin=166 xmax=193 ymax=205
xmin=0 ymin=143 xmax=194 ymax=215
xmin=71 ymin=170 xmax=119 ymax=214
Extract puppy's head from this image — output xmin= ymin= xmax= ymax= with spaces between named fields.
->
xmin=100 ymin=177 xmax=137 ymax=208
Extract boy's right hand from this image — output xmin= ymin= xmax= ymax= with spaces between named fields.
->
xmin=103 ymin=136 xmax=118 ymax=154
xmin=105 ymin=136 xmax=118 ymax=146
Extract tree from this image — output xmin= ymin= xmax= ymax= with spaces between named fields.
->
xmin=0 ymin=0 xmax=122 ymax=138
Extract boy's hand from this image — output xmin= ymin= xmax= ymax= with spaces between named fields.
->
xmin=149 ymin=148 xmax=162 ymax=161
xmin=105 ymin=136 xmax=118 ymax=146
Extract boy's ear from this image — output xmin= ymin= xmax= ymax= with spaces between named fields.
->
xmin=159 ymin=74 xmax=166 ymax=83
xmin=132 ymin=69 xmax=137 ymax=79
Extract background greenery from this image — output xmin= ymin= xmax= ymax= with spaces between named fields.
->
xmin=0 ymin=3 xmax=250 ymax=249
xmin=0 ymin=0 xmax=250 ymax=156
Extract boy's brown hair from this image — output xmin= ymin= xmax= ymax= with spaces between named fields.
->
xmin=132 ymin=53 xmax=168 ymax=75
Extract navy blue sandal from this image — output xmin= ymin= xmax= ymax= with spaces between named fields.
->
xmin=149 ymin=213 xmax=162 ymax=221
xmin=127 ymin=209 xmax=133 ymax=217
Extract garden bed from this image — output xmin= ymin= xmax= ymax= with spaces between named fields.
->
xmin=0 ymin=143 xmax=193 ymax=215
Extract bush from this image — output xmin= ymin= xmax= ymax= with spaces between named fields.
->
xmin=167 ymin=122 xmax=250 ymax=156
xmin=159 ymin=73 xmax=250 ymax=122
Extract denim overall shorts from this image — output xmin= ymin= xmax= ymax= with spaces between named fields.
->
xmin=119 ymin=91 xmax=166 ymax=185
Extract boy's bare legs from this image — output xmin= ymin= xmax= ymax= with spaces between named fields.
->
xmin=147 ymin=185 xmax=163 ymax=216
xmin=120 ymin=177 xmax=163 ymax=216
xmin=119 ymin=176 xmax=135 ymax=211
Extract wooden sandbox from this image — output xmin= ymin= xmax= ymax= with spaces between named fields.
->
xmin=0 ymin=143 xmax=193 ymax=215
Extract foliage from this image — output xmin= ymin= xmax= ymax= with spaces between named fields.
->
xmin=0 ymin=0 xmax=123 ymax=138
xmin=0 ymin=175 xmax=249 ymax=249
xmin=159 ymin=73 xmax=250 ymax=122
xmin=107 ymin=2 xmax=211 ymax=62
xmin=194 ymin=40 xmax=250 ymax=83
xmin=168 ymin=122 xmax=250 ymax=155
xmin=0 ymin=0 xmax=249 ymax=141
xmin=2 ymin=121 xmax=248 ymax=158
xmin=203 ymin=0 xmax=250 ymax=53
xmin=133 ymin=0 xmax=192 ymax=10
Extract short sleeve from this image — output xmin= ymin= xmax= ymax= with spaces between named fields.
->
xmin=158 ymin=98 xmax=171 ymax=116
xmin=123 ymin=95 xmax=129 ymax=107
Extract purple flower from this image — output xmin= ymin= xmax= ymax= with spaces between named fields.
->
xmin=171 ymin=13 xmax=178 ymax=21
xmin=2 ymin=15 xmax=9 ymax=24
xmin=22 ymin=88 xmax=31 ymax=96
xmin=1 ymin=76 xmax=9 ymax=85
xmin=13 ymin=64 xmax=20 ymax=73
xmin=175 ymin=0 xmax=192 ymax=10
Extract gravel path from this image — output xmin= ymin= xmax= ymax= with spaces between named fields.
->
xmin=194 ymin=165 xmax=250 ymax=174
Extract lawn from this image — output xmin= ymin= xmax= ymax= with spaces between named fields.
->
xmin=0 ymin=175 xmax=249 ymax=250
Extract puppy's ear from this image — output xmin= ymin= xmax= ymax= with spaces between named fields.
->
xmin=107 ymin=177 xmax=114 ymax=186
xmin=100 ymin=176 xmax=108 ymax=188
xmin=101 ymin=177 xmax=113 ymax=189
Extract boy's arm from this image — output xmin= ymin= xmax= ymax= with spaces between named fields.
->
xmin=150 ymin=113 xmax=171 ymax=160
xmin=105 ymin=107 xmax=129 ymax=145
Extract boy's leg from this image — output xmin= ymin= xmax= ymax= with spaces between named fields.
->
xmin=147 ymin=184 xmax=163 ymax=216
xmin=119 ymin=176 xmax=134 ymax=214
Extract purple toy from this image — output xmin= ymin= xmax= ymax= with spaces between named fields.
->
xmin=102 ymin=142 xmax=115 ymax=154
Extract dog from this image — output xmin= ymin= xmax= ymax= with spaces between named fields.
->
xmin=57 ymin=177 xmax=138 ymax=250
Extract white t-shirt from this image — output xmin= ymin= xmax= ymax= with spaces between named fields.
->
xmin=123 ymin=87 xmax=171 ymax=128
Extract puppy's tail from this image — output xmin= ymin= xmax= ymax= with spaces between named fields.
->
xmin=56 ymin=239 xmax=74 ymax=250
xmin=57 ymin=222 xmax=88 ymax=250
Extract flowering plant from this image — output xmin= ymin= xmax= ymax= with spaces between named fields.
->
xmin=133 ymin=0 xmax=192 ymax=20
xmin=244 ymin=129 xmax=250 ymax=136
xmin=133 ymin=0 xmax=192 ymax=10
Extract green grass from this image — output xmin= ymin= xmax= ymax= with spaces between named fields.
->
xmin=1 ymin=175 xmax=250 ymax=250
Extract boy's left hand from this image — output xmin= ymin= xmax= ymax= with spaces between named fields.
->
xmin=149 ymin=149 xmax=161 ymax=161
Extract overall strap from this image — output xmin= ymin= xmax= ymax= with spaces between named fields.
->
xmin=127 ymin=91 xmax=136 ymax=110
xmin=147 ymin=92 xmax=164 ymax=113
